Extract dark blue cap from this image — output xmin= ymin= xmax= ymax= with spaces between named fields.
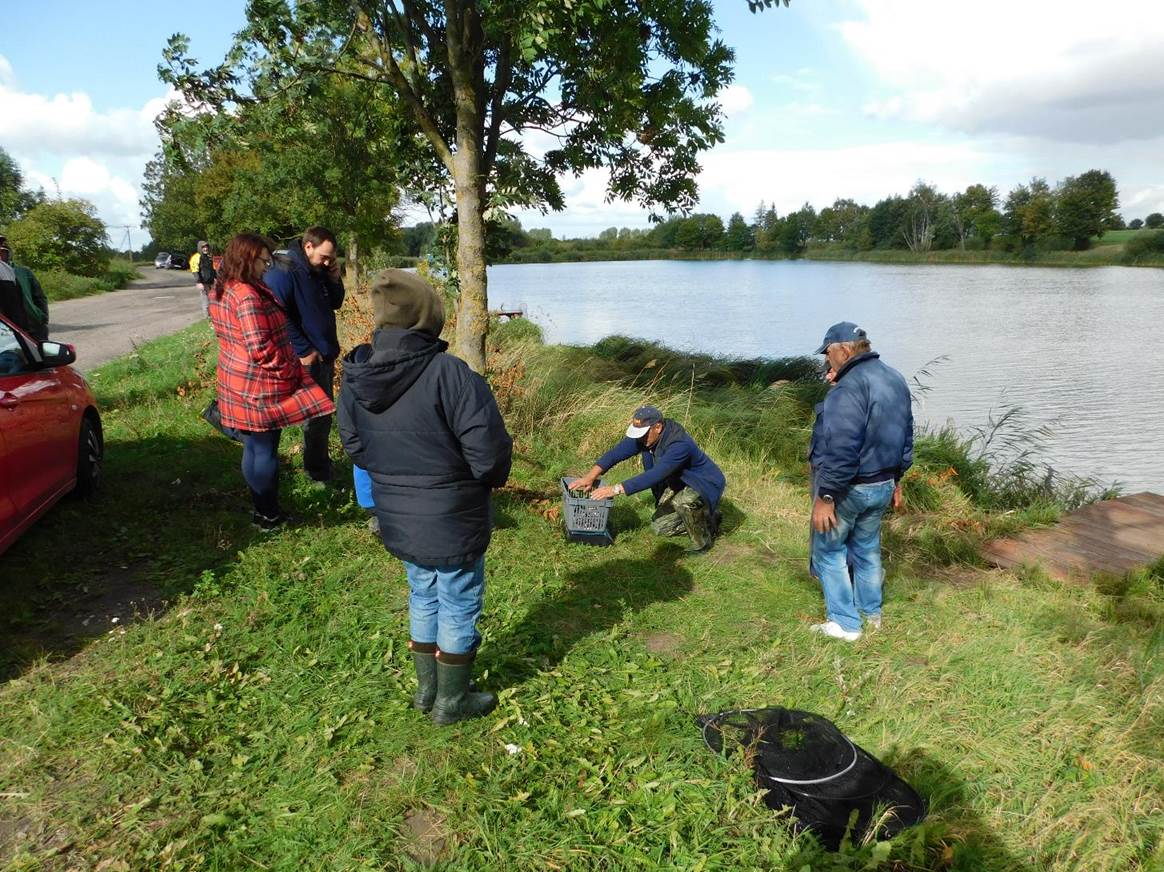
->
xmin=626 ymin=405 xmax=663 ymax=438
xmin=814 ymin=321 xmax=867 ymax=354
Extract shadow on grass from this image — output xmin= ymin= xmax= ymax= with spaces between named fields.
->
xmin=0 ymin=431 xmax=356 ymax=681
xmin=485 ymin=542 xmax=693 ymax=686
xmin=781 ymin=746 xmax=1024 ymax=870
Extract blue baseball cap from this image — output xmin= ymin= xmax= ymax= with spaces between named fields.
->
xmin=626 ymin=405 xmax=663 ymax=438
xmin=814 ymin=321 xmax=868 ymax=354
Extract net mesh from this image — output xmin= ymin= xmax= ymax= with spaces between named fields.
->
xmin=698 ymin=707 xmax=927 ymax=850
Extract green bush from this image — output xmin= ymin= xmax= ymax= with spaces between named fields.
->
xmin=40 ymin=259 xmax=141 ymax=301
xmin=1123 ymin=230 xmax=1164 ymax=263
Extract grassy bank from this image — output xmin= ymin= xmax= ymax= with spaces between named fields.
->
xmin=1 ymin=312 xmax=1162 ymax=870
xmin=40 ymin=259 xmax=140 ymax=302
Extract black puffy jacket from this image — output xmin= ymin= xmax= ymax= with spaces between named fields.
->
xmin=338 ymin=328 xmax=513 ymax=566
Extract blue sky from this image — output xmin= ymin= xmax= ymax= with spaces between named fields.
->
xmin=4 ymin=0 xmax=1163 ymax=240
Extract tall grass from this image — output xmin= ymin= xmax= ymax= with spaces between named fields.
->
xmin=40 ymin=258 xmax=141 ymax=302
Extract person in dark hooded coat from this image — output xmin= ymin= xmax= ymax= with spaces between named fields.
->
xmin=338 ymin=269 xmax=512 ymax=726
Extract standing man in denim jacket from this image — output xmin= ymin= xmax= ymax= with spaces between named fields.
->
xmin=265 ymin=227 xmax=345 ymax=485
xmin=809 ymin=322 xmax=913 ymax=641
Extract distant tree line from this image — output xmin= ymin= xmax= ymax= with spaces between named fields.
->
xmin=436 ymin=169 xmax=1163 ymax=264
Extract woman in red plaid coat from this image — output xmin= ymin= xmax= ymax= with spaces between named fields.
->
xmin=209 ymin=233 xmax=334 ymax=529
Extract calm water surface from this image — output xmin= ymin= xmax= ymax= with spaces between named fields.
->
xmin=488 ymin=259 xmax=1162 ymax=492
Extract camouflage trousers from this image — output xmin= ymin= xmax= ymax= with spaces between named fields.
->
xmin=650 ymin=487 xmax=716 ymax=551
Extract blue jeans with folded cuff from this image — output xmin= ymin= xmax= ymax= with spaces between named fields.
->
xmin=403 ymin=556 xmax=485 ymax=655
xmin=353 ymin=465 xmax=374 ymax=509
xmin=811 ymin=479 xmax=895 ymax=633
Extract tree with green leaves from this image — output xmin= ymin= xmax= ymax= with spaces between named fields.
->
xmin=1129 ymin=218 xmax=1144 ymax=230
xmin=5 ymin=199 xmax=108 ymax=276
xmin=163 ymin=0 xmax=735 ymax=372
xmin=1003 ymin=178 xmax=1055 ymax=248
xmin=950 ymin=184 xmax=1000 ymax=250
xmin=1147 ymin=213 xmax=1164 ymax=230
xmin=1054 ymin=169 xmax=1118 ymax=251
xmin=778 ymin=202 xmax=815 ymax=256
xmin=675 ymin=213 xmax=724 ymax=250
xmin=721 ymin=212 xmax=753 ymax=251
xmin=0 ymin=148 xmax=45 ymax=230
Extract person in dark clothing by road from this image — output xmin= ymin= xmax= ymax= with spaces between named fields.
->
xmin=265 ymin=226 xmax=345 ymax=485
xmin=571 ymin=406 xmax=726 ymax=553
xmin=195 ymin=240 xmax=217 ymax=319
xmin=338 ymin=269 xmax=512 ymax=726
xmin=0 ymin=237 xmax=39 ymax=338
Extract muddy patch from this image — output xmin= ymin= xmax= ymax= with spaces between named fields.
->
xmin=401 ymin=808 xmax=447 ymax=866
xmin=641 ymin=631 xmax=684 ymax=657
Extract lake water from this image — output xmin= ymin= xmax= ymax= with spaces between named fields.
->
xmin=488 ymin=259 xmax=1162 ymax=492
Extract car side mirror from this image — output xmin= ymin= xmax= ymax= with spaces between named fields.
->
xmin=39 ymin=340 xmax=76 ymax=367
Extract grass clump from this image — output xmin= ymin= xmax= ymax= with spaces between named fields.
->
xmin=0 ymin=315 xmax=1161 ymax=870
xmin=39 ymin=258 xmax=141 ymax=302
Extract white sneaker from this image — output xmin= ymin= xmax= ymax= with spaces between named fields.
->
xmin=865 ymin=614 xmax=882 ymax=630
xmin=810 ymin=621 xmax=862 ymax=641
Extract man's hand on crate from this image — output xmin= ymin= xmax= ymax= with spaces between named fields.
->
xmin=590 ymin=483 xmax=623 ymax=500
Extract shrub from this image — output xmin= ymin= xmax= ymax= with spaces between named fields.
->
xmin=1123 ymin=230 xmax=1164 ymax=263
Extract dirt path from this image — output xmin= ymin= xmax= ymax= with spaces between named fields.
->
xmin=48 ymin=268 xmax=205 ymax=373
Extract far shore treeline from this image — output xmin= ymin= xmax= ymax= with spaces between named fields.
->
xmin=408 ymin=171 xmax=1164 ymax=269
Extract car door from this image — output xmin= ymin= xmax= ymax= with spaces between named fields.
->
xmin=0 ymin=425 xmax=19 ymax=545
xmin=0 ymin=319 xmax=76 ymax=515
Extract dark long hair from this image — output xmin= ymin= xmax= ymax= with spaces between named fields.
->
xmin=214 ymin=233 xmax=273 ymax=298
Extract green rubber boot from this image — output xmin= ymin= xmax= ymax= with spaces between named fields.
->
xmin=431 ymin=651 xmax=497 ymax=726
xmin=409 ymin=641 xmax=438 ymax=712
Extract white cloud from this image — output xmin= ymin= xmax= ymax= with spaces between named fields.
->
xmin=718 ymin=84 xmax=754 ymax=117
xmin=839 ymin=0 xmax=1164 ymax=143
xmin=698 ymin=141 xmax=1004 ymax=217
xmin=0 ymin=55 xmax=173 ymax=234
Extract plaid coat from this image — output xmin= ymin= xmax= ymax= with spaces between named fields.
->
xmin=209 ymin=279 xmax=335 ymax=432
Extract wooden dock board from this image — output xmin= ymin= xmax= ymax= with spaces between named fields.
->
xmin=981 ymin=492 xmax=1164 ymax=580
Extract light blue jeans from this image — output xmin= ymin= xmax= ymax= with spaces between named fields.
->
xmin=811 ymin=480 xmax=896 ymax=632
xmin=403 ymin=556 xmax=485 ymax=655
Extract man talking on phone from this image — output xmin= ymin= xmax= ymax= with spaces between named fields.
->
xmin=265 ymin=226 xmax=345 ymax=486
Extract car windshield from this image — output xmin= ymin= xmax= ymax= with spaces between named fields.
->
xmin=157 ymin=252 xmax=169 ymax=259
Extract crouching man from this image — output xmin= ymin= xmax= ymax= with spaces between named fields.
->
xmin=571 ymin=406 xmax=726 ymax=553
xmin=809 ymin=322 xmax=913 ymax=641
xmin=338 ymin=270 xmax=513 ymax=725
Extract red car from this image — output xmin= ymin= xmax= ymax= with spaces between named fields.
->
xmin=0 ymin=314 xmax=103 ymax=556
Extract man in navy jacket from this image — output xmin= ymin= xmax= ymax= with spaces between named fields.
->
xmin=571 ymin=406 xmax=726 ymax=553
xmin=808 ymin=322 xmax=913 ymax=641
xmin=265 ymin=227 xmax=345 ymax=484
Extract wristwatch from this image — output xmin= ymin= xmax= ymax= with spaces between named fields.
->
xmin=614 ymin=483 xmax=625 ymax=496
xmin=819 ymin=494 xmax=834 ymax=503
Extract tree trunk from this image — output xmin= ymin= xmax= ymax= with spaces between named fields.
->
xmin=346 ymin=235 xmax=360 ymax=288
xmin=453 ymin=149 xmax=488 ymax=374
xmin=447 ymin=5 xmax=489 ymax=374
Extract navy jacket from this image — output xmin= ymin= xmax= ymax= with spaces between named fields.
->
xmin=810 ymin=352 xmax=913 ymax=500
xmin=264 ymin=240 xmax=345 ymax=361
xmin=338 ymin=328 xmax=513 ymax=566
xmin=595 ymin=419 xmax=726 ymax=512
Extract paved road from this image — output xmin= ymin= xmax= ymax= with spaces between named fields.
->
xmin=49 ymin=269 xmax=206 ymax=373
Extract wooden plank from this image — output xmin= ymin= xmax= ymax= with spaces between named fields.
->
xmin=980 ymin=492 xmax=1164 ymax=580
xmin=1116 ymin=492 xmax=1164 ymax=519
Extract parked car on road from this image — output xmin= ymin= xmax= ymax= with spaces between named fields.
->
xmin=168 ymin=253 xmax=188 ymax=270
xmin=154 ymin=252 xmax=171 ymax=269
xmin=0 ymin=314 xmax=103 ymax=557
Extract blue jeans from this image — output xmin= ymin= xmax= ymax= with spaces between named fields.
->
xmin=403 ymin=556 xmax=485 ymax=655
xmin=811 ymin=480 xmax=895 ymax=632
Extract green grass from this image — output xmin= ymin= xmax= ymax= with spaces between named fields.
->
xmin=1 ymin=322 xmax=1162 ymax=870
xmin=40 ymin=258 xmax=140 ymax=302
